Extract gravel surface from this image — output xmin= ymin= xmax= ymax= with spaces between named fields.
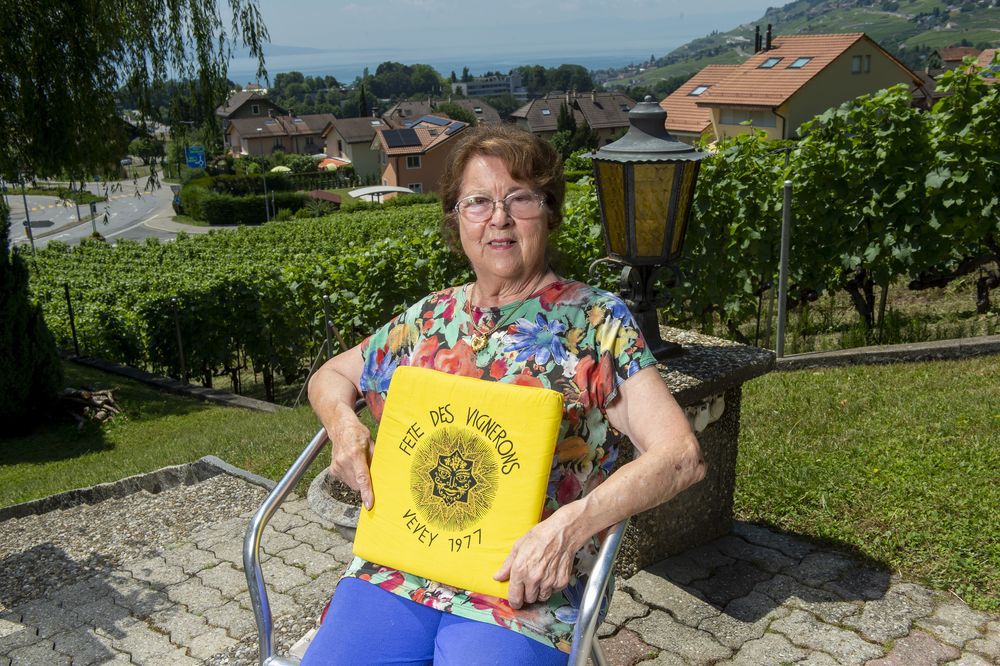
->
xmin=0 ymin=474 xmax=266 ymax=608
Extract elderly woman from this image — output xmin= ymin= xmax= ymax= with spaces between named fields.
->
xmin=304 ymin=125 xmax=705 ymax=664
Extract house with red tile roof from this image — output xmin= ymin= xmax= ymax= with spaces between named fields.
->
xmin=215 ymin=90 xmax=286 ymax=124
xmin=225 ymin=113 xmax=336 ymax=157
xmin=692 ymin=33 xmax=923 ymax=141
xmin=382 ymin=98 xmax=502 ymax=128
xmin=926 ymin=46 xmax=982 ymax=76
xmin=975 ymin=48 xmax=999 ymax=84
xmin=322 ymin=116 xmax=388 ymax=181
xmin=510 ymin=91 xmax=635 ymax=145
xmin=372 ymin=115 xmax=468 ymax=195
xmin=659 ymin=65 xmax=739 ymax=145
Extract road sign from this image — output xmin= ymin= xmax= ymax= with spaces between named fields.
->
xmin=185 ymin=145 xmax=206 ymax=169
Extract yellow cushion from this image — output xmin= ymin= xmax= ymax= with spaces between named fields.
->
xmin=353 ymin=366 xmax=563 ymax=599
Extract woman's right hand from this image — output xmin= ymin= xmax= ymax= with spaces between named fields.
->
xmin=325 ymin=401 xmax=376 ymax=510
xmin=307 ymin=342 xmax=373 ymax=509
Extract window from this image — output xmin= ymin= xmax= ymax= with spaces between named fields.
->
xmin=251 ymin=104 xmax=260 ymax=115
xmin=719 ymin=108 xmax=776 ymax=128
xmin=788 ymin=57 xmax=812 ymax=69
xmin=370 ymin=120 xmax=382 ymax=126
xmin=689 ymin=85 xmax=711 ymax=96
xmin=865 ymin=55 xmax=871 ymax=73
xmin=473 ymin=107 xmax=483 ymax=114
xmin=408 ymin=183 xmax=423 ymax=193
xmin=852 ymin=55 xmax=864 ymax=74
xmin=337 ymin=140 xmax=343 ymax=155
xmin=541 ymin=109 xmax=551 ymax=116
xmin=759 ymin=57 xmax=782 ymax=69
xmin=406 ymin=155 xmax=421 ymax=169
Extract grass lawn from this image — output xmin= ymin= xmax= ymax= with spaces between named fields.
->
xmin=738 ymin=355 xmax=1000 ymax=612
xmin=172 ymin=213 xmax=211 ymax=227
xmin=0 ymin=363 xmax=323 ymax=508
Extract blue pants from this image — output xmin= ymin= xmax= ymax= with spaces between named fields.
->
xmin=300 ymin=578 xmax=568 ymax=665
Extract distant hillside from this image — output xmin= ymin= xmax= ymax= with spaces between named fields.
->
xmin=609 ymin=0 xmax=999 ymax=86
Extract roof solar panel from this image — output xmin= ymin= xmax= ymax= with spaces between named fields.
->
xmin=384 ymin=128 xmax=421 ymax=148
xmin=445 ymin=121 xmax=466 ymax=135
xmin=420 ymin=115 xmax=451 ymax=126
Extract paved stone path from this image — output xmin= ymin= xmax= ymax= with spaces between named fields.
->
xmin=1 ymin=472 xmax=997 ymax=665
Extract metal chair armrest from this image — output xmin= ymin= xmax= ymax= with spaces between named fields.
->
xmin=244 ymin=427 xmax=330 ymax=665
xmin=568 ymin=519 xmax=629 ymax=666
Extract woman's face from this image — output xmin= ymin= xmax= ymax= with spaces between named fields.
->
xmin=457 ymin=155 xmax=550 ymax=286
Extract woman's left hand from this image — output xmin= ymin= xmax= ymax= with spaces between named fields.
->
xmin=493 ymin=503 xmax=585 ymax=609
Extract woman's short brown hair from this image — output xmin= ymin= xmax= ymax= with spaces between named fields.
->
xmin=440 ymin=125 xmax=565 ymax=252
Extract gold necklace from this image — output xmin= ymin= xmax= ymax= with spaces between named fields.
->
xmin=465 ymin=276 xmax=547 ymax=353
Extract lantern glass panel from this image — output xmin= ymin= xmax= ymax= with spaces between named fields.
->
xmin=633 ymin=163 xmax=677 ymax=258
xmin=595 ymin=160 xmax=627 ymax=256
xmin=671 ymin=162 xmax=699 ymax=255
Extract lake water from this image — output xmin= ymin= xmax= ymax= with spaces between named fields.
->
xmin=227 ymin=44 xmax=679 ymax=86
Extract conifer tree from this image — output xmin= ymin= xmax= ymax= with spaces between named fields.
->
xmin=0 ymin=206 xmax=63 ymax=434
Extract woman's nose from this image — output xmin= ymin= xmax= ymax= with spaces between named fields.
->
xmin=489 ymin=204 xmax=512 ymax=226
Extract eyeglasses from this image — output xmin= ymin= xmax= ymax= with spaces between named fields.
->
xmin=454 ymin=191 xmax=545 ymax=223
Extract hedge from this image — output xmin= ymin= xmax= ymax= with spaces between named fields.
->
xmin=200 ymin=191 xmax=309 ymax=226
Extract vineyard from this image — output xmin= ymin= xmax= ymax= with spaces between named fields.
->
xmin=28 ymin=206 xmax=470 ymax=401
xmin=21 ymin=64 xmax=999 ymax=403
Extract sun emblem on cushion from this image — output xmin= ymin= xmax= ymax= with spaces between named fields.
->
xmin=430 ymin=450 xmax=479 ymax=505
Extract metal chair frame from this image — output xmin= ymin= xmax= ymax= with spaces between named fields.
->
xmin=244 ymin=412 xmax=627 ymax=666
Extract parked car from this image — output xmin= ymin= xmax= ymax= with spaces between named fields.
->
xmin=120 ymin=157 xmax=133 ymax=166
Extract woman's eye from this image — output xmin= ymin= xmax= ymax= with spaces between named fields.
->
xmin=509 ymin=193 xmax=534 ymax=205
xmin=467 ymin=196 xmax=491 ymax=206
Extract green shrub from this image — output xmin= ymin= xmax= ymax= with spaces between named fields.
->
xmin=200 ymin=191 xmax=308 ymax=225
xmin=0 ymin=206 xmax=63 ymax=435
xmin=180 ymin=168 xmax=208 ymax=185
xmin=211 ymin=173 xmax=293 ymax=196
xmin=178 ymin=174 xmax=214 ymax=217
xmin=340 ymin=192 xmax=440 ymax=213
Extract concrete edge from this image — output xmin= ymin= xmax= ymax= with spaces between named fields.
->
xmin=199 ymin=455 xmax=276 ymax=491
xmin=0 ymin=456 xmax=276 ymax=523
xmin=775 ymin=334 xmax=1000 ymax=371
xmin=672 ymin=353 xmax=776 ymax=407
xmin=0 ymin=458 xmax=220 ymax=522
xmin=69 ymin=355 xmax=287 ymax=413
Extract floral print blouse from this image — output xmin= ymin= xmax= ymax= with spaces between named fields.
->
xmin=345 ymin=278 xmax=656 ymax=653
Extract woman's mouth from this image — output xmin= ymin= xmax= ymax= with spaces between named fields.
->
xmin=487 ymin=239 xmax=516 ymax=248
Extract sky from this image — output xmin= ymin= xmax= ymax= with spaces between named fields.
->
xmin=226 ymin=0 xmax=777 ymax=83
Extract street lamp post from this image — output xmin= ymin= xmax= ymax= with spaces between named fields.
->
xmin=19 ymin=178 xmax=36 ymax=255
xmin=589 ymin=96 xmax=708 ymax=359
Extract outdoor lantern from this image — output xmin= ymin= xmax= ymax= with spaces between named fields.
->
xmin=590 ymin=96 xmax=708 ymax=359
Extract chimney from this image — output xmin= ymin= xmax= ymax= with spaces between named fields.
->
xmin=754 ymin=26 xmax=761 ymax=53
xmin=565 ymin=91 xmax=570 ymax=105
xmin=766 ymin=24 xmax=773 ymax=51
xmin=268 ymin=108 xmax=274 ymax=118
xmin=591 ymin=89 xmax=596 ymax=102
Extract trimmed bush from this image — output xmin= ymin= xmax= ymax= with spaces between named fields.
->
xmin=200 ymin=191 xmax=308 ymax=226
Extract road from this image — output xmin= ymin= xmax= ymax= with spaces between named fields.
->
xmin=4 ymin=178 xmax=180 ymax=249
